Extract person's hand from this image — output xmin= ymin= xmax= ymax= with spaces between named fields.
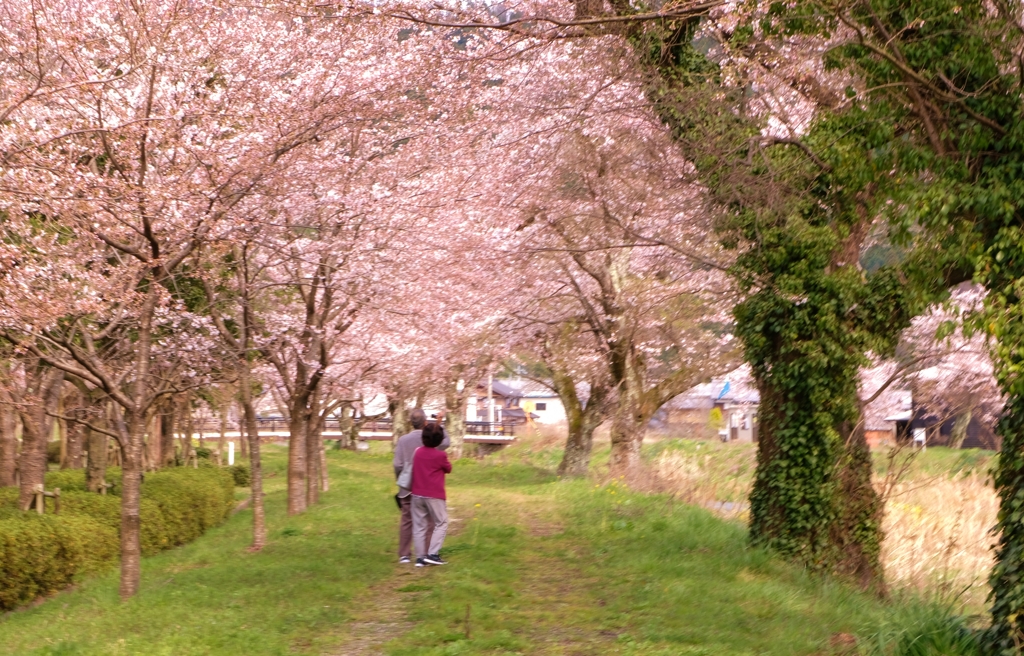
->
xmin=436 ymin=409 xmax=446 ymax=421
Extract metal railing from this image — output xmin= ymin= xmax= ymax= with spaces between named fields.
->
xmin=185 ymin=417 xmax=518 ymax=437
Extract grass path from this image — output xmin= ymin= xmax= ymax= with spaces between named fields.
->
xmin=0 ymin=446 xmax=895 ymax=655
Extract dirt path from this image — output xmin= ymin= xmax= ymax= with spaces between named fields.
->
xmin=329 ymin=507 xmax=465 ymax=655
xmin=330 ymin=570 xmax=423 ymax=655
xmin=329 ymin=493 xmax=616 ymax=655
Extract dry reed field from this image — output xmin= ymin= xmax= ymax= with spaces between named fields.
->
xmin=881 ymin=470 xmax=998 ymax=611
xmin=646 ymin=440 xmax=999 ymax=611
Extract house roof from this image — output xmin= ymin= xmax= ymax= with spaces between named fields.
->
xmin=667 ymin=365 xmax=759 ymax=410
xmin=483 ymin=378 xmax=559 ymax=399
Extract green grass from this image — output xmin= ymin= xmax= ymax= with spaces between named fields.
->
xmin=0 ymin=441 xmax=977 ymax=655
xmin=874 ymin=446 xmax=997 ymax=481
xmin=0 ymin=446 xmax=398 ymax=655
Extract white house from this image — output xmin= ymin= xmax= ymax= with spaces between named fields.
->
xmin=471 ymin=378 xmax=566 ymax=425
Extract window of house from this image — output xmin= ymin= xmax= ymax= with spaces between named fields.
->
xmin=536 ymin=403 xmax=547 ymax=411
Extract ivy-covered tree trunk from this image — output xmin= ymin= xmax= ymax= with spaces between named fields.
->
xmin=986 ymin=396 xmax=1024 ymax=654
xmin=741 ymin=268 xmax=900 ymax=591
xmin=983 ymin=280 xmax=1024 ymax=653
xmin=834 ymin=409 xmax=885 ymax=593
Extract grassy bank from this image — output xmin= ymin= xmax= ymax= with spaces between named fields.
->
xmin=0 ymin=441 xmax=979 ymax=655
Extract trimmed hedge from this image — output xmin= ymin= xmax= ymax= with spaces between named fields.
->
xmin=0 ymin=466 xmax=235 ymax=611
xmin=0 ymin=513 xmax=117 ymax=611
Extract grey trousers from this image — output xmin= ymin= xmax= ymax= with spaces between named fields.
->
xmin=411 ymin=496 xmax=448 ymax=556
xmin=399 ymin=494 xmax=433 ymax=558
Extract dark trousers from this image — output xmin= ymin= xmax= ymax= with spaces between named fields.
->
xmin=399 ymin=494 xmax=434 ymax=558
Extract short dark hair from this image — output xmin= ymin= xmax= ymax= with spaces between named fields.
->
xmin=409 ymin=408 xmax=426 ymax=429
xmin=421 ymin=422 xmax=444 ymax=448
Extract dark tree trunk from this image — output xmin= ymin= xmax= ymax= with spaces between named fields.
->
xmin=834 ymin=411 xmax=885 ymax=594
xmin=0 ymin=404 xmax=17 ymax=486
xmin=17 ymin=368 xmax=64 ymax=509
xmin=305 ymin=394 xmax=320 ymax=507
xmin=159 ymin=402 xmax=175 ymax=467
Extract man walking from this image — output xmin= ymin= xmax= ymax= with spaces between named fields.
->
xmin=393 ymin=408 xmax=449 ymax=563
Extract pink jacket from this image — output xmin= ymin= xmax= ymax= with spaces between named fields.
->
xmin=411 ymin=446 xmax=451 ymax=500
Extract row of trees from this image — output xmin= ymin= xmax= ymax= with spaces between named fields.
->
xmin=0 ymin=0 xmax=735 ymax=602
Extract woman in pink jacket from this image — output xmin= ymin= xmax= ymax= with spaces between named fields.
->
xmin=411 ymin=421 xmax=452 ymax=567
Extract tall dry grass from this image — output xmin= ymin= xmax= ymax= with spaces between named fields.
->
xmin=649 ymin=447 xmax=753 ymax=519
xmin=646 ymin=441 xmax=999 ymax=610
xmin=881 ymin=471 xmax=997 ymax=611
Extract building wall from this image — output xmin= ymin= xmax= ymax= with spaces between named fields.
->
xmin=521 ymin=398 xmax=567 ymax=424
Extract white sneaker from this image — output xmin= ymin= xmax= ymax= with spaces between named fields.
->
xmin=398 ymin=556 xmax=411 ymax=564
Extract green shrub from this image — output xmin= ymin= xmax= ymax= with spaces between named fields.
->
xmin=195 ymin=446 xmax=212 ymax=460
xmin=142 ymin=468 xmax=234 ymax=547
xmin=44 ymin=469 xmax=87 ymax=492
xmin=46 ymin=441 xmax=61 ymax=465
xmin=229 ymin=464 xmax=251 ymax=487
xmin=0 ymin=466 xmax=234 ymax=611
xmin=0 ymin=513 xmax=117 ymax=611
xmin=57 ymin=492 xmax=171 ymax=557
xmin=45 ymin=468 xmax=119 ymax=494
xmin=0 ymin=487 xmax=18 ymax=509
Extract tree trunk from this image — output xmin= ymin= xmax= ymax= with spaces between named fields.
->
xmin=239 ymin=405 xmax=249 ymax=458
xmin=118 ymin=407 xmax=144 ymax=599
xmin=444 ymin=380 xmax=468 ymax=460
xmin=57 ymin=395 xmax=68 ymax=470
xmin=608 ymin=413 xmax=644 ymax=474
xmin=218 ymin=405 xmax=227 ymax=465
xmin=559 ymin=406 xmax=606 ymax=478
xmin=608 ymin=365 xmax=647 ymax=476
xmin=986 ymin=395 xmax=1024 ymax=654
xmin=390 ymin=396 xmax=409 ymax=447
xmin=554 ymin=372 xmax=608 ymax=478
xmin=338 ymin=404 xmax=354 ymax=450
xmin=305 ymin=402 xmax=320 ymax=507
xmin=86 ymin=424 xmax=108 ymax=493
xmin=17 ymin=368 xmax=64 ymax=509
xmin=182 ymin=397 xmax=194 ymax=467
xmin=287 ymin=399 xmax=308 ymax=515
xmin=159 ymin=403 xmax=175 ymax=467
xmin=318 ymin=421 xmax=329 ymax=492
xmin=119 ymin=281 xmax=157 ymax=599
xmin=950 ymin=408 xmax=972 ymax=449
xmin=834 ymin=411 xmax=886 ymax=595
xmin=0 ymin=404 xmax=17 ymax=486
xmin=65 ymin=420 xmax=85 ymax=469
xmin=238 ymin=368 xmax=266 ymax=550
